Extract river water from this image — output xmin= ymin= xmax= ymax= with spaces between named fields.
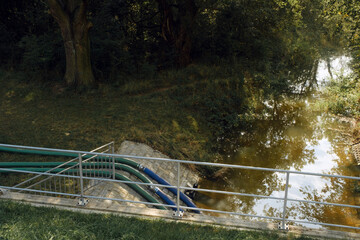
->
xmin=195 ymin=57 xmax=360 ymax=230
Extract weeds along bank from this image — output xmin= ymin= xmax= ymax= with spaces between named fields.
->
xmin=319 ymin=73 xmax=360 ymax=142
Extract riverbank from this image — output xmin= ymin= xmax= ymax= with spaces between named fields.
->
xmin=319 ymin=74 xmax=360 ymax=143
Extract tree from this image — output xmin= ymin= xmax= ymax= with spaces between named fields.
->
xmin=156 ymin=0 xmax=198 ymax=67
xmin=47 ymin=0 xmax=95 ymax=87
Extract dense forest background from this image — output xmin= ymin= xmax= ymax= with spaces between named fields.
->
xmin=1 ymin=0 xmax=358 ymax=87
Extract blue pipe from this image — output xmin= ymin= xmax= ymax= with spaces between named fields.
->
xmin=143 ymin=167 xmax=200 ymax=213
xmin=154 ymin=187 xmax=183 ymax=212
xmin=0 ymin=145 xmax=201 ymax=213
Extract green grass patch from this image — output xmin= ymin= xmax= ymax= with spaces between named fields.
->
xmin=0 ymin=200 xmax=313 ymax=240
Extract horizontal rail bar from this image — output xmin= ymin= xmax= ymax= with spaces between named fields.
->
xmin=0 ymin=186 xmax=177 ymax=209
xmin=0 ymin=168 xmax=80 ymax=178
xmin=82 ymin=194 xmax=180 ymax=209
xmin=0 ymin=185 xmax=282 ymax=221
xmin=180 ymin=186 xmax=360 ymax=209
xmin=287 ymin=218 xmax=360 ymax=230
xmin=1 ymin=168 xmax=179 ymax=190
xmin=1 ymin=143 xmax=359 ymax=180
xmin=286 ymin=197 xmax=360 ymax=209
xmin=1 ymin=143 xmax=360 ymax=231
xmin=3 ymin=185 xmax=359 ymax=231
xmin=14 ymin=158 xmax=79 ymax=188
xmin=174 ymin=205 xmax=284 ymax=221
xmin=0 ymin=185 xmax=80 ymax=198
xmin=21 ymin=164 xmax=80 ymax=191
xmin=10 ymin=141 xmax=113 ymax=188
xmin=180 ymin=186 xmax=284 ymax=201
xmin=175 ymin=206 xmax=360 ymax=230
xmin=3 ymin=168 xmax=360 ymax=211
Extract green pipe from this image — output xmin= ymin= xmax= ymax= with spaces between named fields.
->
xmin=0 ymin=162 xmax=70 ymax=168
xmin=0 ymin=162 xmax=152 ymax=184
xmin=0 ymin=167 xmax=166 ymax=210
xmin=0 ymin=146 xmax=78 ymax=158
xmin=0 ymin=147 xmax=175 ymax=210
xmin=0 ymin=146 xmax=139 ymax=168
xmin=0 ymin=162 xmax=157 ymax=205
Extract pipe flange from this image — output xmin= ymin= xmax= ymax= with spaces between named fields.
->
xmin=149 ymin=185 xmax=157 ymax=192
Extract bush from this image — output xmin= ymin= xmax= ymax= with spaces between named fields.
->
xmin=0 ymin=23 xmax=18 ymax=66
xmin=18 ymin=32 xmax=64 ymax=82
xmin=323 ymin=74 xmax=360 ymax=117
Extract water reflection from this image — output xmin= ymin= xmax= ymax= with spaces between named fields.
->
xmin=197 ymin=98 xmax=359 ymax=230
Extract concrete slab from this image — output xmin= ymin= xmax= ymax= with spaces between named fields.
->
xmin=78 ymin=140 xmax=200 ymax=209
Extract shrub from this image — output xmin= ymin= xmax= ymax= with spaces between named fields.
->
xmin=323 ymin=74 xmax=360 ymax=118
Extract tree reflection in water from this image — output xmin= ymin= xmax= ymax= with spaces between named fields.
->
xmin=197 ymin=98 xmax=359 ymax=230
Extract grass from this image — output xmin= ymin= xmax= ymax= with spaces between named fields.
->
xmin=0 ymin=200 xmax=315 ymax=240
xmin=0 ymin=65 xmax=248 ymax=183
xmin=0 ymin=68 xmax=215 ymax=161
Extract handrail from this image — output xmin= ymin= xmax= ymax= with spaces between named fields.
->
xmin=14 ymin=142 xmax=114 ymax=189
xmin=0 ymin=143 xmax=359 ymax=231
xmin=0 ymin=143 xmax=358 ymax=180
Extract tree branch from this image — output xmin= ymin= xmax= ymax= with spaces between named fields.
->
xmin=47 ymin=0 xmax=69 ymax=25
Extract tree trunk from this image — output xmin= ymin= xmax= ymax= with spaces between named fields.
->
xmin=326 ymin=57 xmax=333 ymax=79
xmin=47 ymin=0 xmax=95 ymax=87
xmin=157 ymin=0 xmax=197 ymax=67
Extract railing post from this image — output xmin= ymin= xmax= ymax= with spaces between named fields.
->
xmin=78 ymin=153 xmax=88 ymax=206
xmin=175 ymin=161 xmax=183 ymax=217
xmin=281 ymin=172 xmax=290 ymax=230
xmin=112 ymin=142 xmax=116 ymax=180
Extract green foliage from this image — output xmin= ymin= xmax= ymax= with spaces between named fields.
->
xmin=193 ymin=0 xmax=333 ymax=97
xmin=18 ymin=32 xmax=64 ymax=81
xmin=0 ymin=23 xmax=18 ymax=66
xmin=0 ymin=0 xmax=350 ymax=90
xmin=0 ymin=0 xmax=56 ymax=67
xmin=192 ymin=78 xmax=248 ymax=139
xmin=322 ymin=0 xmax=360 ymax=79
xmin=323 ymin=74 xmax=360 ymax=117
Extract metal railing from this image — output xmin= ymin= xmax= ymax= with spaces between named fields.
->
xmin=2 ymin=143 xmax=115 ymax=204
xmin=0 ymin=143 xmax=359 ymax=231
